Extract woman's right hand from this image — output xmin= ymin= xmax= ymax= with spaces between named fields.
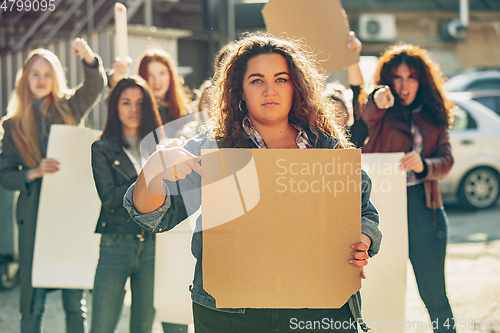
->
xmin=142 ymin=147 xmax=206 ymax=194
xmin=28 ymin=158 xmax=60 ymax=181
xmin=71 ymin=38 xmax=95 ymax=65
xmin=109 ymin=57 xmax=132 ymax=88
xmin=347 ymin=31 xmax=362 ymax=54
xmin=113 ymin=57 xmax=131 ymax=76
xmin=373 ymin=85 xmax=395 ymax=109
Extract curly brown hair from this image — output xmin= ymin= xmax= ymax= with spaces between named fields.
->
xmin=374 ymin=43 xmax=454 ymax=127
xmin=204 ymin=32 xmax=350 ymax=148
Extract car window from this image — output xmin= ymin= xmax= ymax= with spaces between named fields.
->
xmin=450 ymin=105 xmax=477 ymax=130
xmin=473 ymin=96 xmax=500 ymax=116
xmin=466 ymin=78 xmax=500 ymax=91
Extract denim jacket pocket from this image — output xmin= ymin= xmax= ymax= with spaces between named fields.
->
xmin=100 ymin=234 xmax=123 ymax=247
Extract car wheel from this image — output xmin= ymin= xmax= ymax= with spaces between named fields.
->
xmin=458 ymin=167 xmax=500 ymax=209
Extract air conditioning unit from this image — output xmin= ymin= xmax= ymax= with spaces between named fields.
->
xmin=358 ymin=14 xmax=397 ymax=42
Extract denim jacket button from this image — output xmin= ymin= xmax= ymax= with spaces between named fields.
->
xmin=102 ymin=222 xmax=106 ymax=227
xmin=114 ymin=160 xmax=120 ymax=165
xmin=110 ymin=209 xmax=115 ymax=213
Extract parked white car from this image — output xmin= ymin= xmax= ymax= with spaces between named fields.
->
xmin=445 ymin=70 xmax=500 ymax=92
xmin=441 ymin=94 xmax=500 ymax=209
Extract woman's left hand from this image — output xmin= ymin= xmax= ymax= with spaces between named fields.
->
xmin=349 ymin=233 xmax=371 ymax=279
xmin=401 ymin=151 xmax=424 ymax=173
xmin=71 ymin=38 xmax=95 ymax=65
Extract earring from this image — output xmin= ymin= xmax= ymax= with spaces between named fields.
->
xmin=239 ymin=100 xmax=247 ymax=113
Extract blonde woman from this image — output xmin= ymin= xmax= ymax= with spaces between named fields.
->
xmin=0 ymin=38 xmax=106 ymax=333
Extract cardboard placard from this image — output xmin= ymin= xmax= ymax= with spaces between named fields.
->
xmin=33 ymin=125 xmax=102 ymax=289
xmin=262 ymin=0 xmax=359 ymax=73
xmin=201 ymin=148 xmax=361 ymax=309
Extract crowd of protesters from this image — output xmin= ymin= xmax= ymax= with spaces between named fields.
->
xmin=0 ymin=25 xmax=455 ymax=333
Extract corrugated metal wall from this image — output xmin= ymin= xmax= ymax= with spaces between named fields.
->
xmin=0 ymin=29 xmax=180 ymax=130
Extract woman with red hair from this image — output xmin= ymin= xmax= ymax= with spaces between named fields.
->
xmin=360 ymin=43 xmax=455 ymax=332
xmin=137 ymin=49 xmax=191 ymax=126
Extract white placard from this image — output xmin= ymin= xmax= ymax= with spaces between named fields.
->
xmin=361 ymin=152 xmax=408 ymax=331
xmin=114 ymin=3 xmax=129 ymax=75
xmin=154 ymin=213 xmax=197 ymax=325
xmin=32 ymin=125 xmax=102 ymax=289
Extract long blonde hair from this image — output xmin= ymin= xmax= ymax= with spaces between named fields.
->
xmin=4 ymin=49 xmax=76 ymax=167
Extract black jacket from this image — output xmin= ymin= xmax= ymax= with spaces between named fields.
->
xmin=91 ymin=135 xmax=152 ymax=235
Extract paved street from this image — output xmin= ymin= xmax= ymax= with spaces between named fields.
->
xmin=1 ymin=201 xmax=499 ymax=333
xmin=404 ymin=201 xmax=500 ymax=333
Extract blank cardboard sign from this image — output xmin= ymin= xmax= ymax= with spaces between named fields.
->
xmin=202 ymin=148 xmax=361 ymax=309
xmin=262 ymin=0 xmax=359 ymax=73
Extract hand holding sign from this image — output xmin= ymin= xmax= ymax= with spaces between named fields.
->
xmin=142 ymin=148 xmax=206 ymax=192
xmin=347 ymin=31 xmax=362 ymax=54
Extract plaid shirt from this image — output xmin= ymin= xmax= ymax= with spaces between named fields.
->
xmin=242 ymin=116 xmax=312 ymax=149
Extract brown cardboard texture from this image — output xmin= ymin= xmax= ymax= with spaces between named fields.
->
xmin=201 ymin=148 xmax=361 ymax=309
xmin=262 ymin=0 xmax=359 ymax=74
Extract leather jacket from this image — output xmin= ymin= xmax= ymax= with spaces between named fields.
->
xmin=360 ymin=96 xmax=454 ymax=209
xmin=91 ymin=135 xmax=152 ymax=235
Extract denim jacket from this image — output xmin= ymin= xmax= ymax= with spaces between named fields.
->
xmin=123 ymin=126 xmax=381 ymax=332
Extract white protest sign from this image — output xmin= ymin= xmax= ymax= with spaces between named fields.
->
xmin=361 ymin=153 xmax=408 ymax=332
xmin=32 ymin=125 xmax=101 ymax=289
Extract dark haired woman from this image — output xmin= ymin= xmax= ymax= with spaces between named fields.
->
xmin=89 ymin=76 xmax=163 ymax=333
xmin=110 ymin=49 xmax=195 ymax=333
xmin=124 ymin=33 xmax=382 ymax=333
xmin=360 ymin=43 xmax=455 ymax=332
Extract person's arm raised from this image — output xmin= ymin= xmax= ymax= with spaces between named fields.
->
xmin=71 ymin=37 xmax=95 ymax=65
xmin=347 ymin=31 xmax=363 ymax=87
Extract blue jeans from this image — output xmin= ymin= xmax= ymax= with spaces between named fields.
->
xmin=407 ymin=184 xmax=455 ymax=333
xmin=90 ymin=234 xmax=155 ymax=333
xmin=21 ymin=288 xmax=86 ymax=333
